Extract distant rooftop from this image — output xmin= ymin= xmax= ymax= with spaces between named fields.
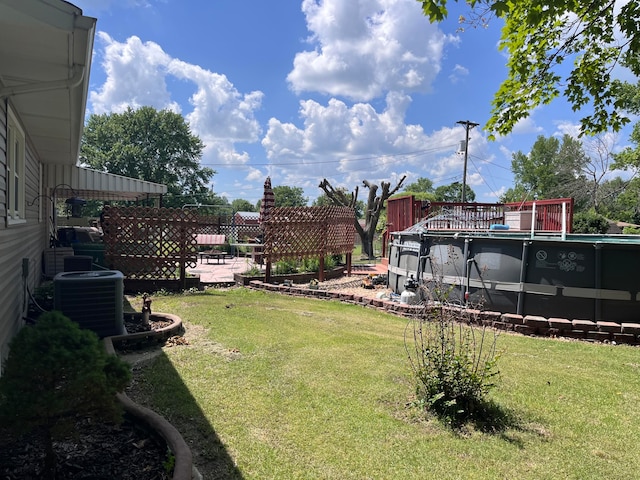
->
xmin=235 ymin=211 xmax=260 ymax=219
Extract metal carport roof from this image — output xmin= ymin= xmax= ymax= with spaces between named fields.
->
xmin=44 ymin=164 xmax=167 ymax=202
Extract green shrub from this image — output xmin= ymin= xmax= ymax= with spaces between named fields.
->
xmin=572 ymin=210 xmax=609 ymax=234
xmin=406 ymin=305 xmax=499 ymax=427
xmin=407 ymin=306 xmax=499 ymax=426
xmin=622 ymin=226 xmax=640 ymax=235
xmin=405 ymin=251 xmax=500 ymax=428
xmin=325 ymin=255 xmax=337 ymax=270
xmin=0 ymin=311 xmax=131 ymax=477
xmin=300 ymin=255 xmax=337 ymax=273
xmin=300 ymin=257 xmax=319 ymax=272
xmin=242 ymin=265 xmax=262 ymax=276
xmin=274 ymin=259 xmax=298 ymax=275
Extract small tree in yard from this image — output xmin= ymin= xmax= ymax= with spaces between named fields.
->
xmin=406 ymin=304 xmax=500 ymax=428
xmin=405 ymin=255 xmax=501 ymax=429
xmin=0 ymin=311 xmax=131 ymax=479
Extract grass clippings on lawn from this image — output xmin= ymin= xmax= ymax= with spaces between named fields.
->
xmin=125 ymin=288 xmax=640 ymax=480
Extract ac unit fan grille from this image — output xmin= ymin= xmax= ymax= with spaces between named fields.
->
xmin=53 ymin=271 xmax=124 ymax=338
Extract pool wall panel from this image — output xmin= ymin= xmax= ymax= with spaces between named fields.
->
xmin=388 ymin=231 xmax=640 ymax=322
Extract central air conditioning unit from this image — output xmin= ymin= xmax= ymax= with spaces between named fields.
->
xmin=53 ymin=270 xmax=125 ymax=338
xmin=44 ymin=247 xmax=75 ymax=278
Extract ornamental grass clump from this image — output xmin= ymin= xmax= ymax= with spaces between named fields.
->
xmin=0 ymin=311 xmax=131 ymax=479
xmin=406 ymin=303 xmax=500 ymax=428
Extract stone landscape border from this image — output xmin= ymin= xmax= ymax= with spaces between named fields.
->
xmin=110 ymin=312 xmax=184 ymax=349
xmin=247 ymin=280 xmax=640 ymax=346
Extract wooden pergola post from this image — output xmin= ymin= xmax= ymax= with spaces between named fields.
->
xmin=265 ymin=259 xmax=272 ymax=283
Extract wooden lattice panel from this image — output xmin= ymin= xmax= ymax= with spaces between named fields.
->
xmin=102 ymin=206 xmax=199 ymax=279
xmin=262 ymin=206 xmax=356 ymax=263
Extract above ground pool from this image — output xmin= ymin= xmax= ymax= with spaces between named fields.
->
xmin=388 ymin=224 xmax=640 ymax=323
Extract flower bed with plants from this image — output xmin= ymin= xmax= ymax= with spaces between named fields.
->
xmin=234 ymin=256 xmax=346 ymax=286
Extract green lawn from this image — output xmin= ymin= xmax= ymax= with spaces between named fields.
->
xmin=128 ymin=288 xmax=640 ymax=479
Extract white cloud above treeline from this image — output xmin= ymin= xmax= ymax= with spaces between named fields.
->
xmin=89 ymin=33 xmax=264 ymax=166
xmin=85 ymin=0 xmax=492 ymax=196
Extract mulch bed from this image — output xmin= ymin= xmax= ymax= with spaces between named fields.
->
xmin=0 ymin=414 xmax=170 ymax=480
xmin=124 ymin=314 xmax=174 ymax=334
xmin=0 ymin=315 xmax=175 ymax=480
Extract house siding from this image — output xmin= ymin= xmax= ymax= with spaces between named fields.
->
xmin=0 ymin=101 xmax=47 ymax=368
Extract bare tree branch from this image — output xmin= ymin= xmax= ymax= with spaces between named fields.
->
xmin=319 ymin=176 xmax=406 ymax=258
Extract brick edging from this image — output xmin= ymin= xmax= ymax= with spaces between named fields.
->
xmin=246 ymin=281 xmax=640 ymax=346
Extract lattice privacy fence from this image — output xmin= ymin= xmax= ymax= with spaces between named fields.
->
xmin=262 ymin=206 xmax=356 ymax=263
xmin=102 ymin=206 xmax=199 ymax=280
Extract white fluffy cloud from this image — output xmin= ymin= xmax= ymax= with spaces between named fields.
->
xmin=262 ymin=92 xmax=484 ymax=190
xmin=83 ymin=0 xmax=489 ymax=201
xmin=287 ymin=0 xmax=455 ymax=101
xmin=89 ymin=33 xmax=263 ymax=166
xmin=168 ymin=60 xmax=263 ymax=142
xmin=510 ymin=115 xmax=544 ymax=136
xmin=264 ymin=0 xmax=473 ymax=192
xmin=90 ymin=34 xmax=177 ymax=114
xmin=449 ymin=64 xmax=469 ymax=84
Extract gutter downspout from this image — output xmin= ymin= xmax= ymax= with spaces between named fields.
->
xmin=0 ymin=65 xmax=85 ymax=99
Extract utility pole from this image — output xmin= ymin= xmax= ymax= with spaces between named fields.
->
xmin=456 ymin=120 xmax=479 ymax=203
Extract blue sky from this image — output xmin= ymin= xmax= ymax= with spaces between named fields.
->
xmin=71 ymin=0 xmax=633 ymax=205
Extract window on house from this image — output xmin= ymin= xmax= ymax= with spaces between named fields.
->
xmin=7 ymin=108 xmax=25 ymax=223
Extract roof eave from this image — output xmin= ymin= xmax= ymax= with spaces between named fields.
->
xmin=0 ymin=0 xmax=97 ymax=165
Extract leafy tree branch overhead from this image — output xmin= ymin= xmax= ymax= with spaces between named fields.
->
xmin=417 ymin=0 xmax=640 ymax=137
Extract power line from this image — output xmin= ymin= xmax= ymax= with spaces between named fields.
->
xmin=469 ymin=154 xmax=512 ymax=172
xmin=468 ymin=156 xmax=503 ymax=200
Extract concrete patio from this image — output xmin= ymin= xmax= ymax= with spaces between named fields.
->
xmin=187 ymin=255 xmax=387 ymax=285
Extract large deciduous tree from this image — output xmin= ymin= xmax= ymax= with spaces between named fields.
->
xmin=314 ymin=189 xmax=365 ymax=218
xmin=319 ymin=177 xmax=406 ymax=259
xmin=611 ymin=115 xmax=640 ymax=222
xmin=597 ymin=176 xmax=640 ymax=224
xmin=231 ymin=198 xmax=256 ymax=212
xmin=503 ymin=133 xmax=624 ymax=214
xmin=581 ymin=133 xmax=620 ymax=213
xmin=417 ymin=0 xmax=640 ymax=137
xmin=403 ymin=176 xmax=435 ymax=194
xmin=81 ymin=106 xmax=215 ymax=208
xmin=271 ymin=185 xmax=308 ymax=207
xmin=501 ymin=135 xmax=588 ymax=204
xmin=434 ymin=181 xmax=476 ymax=202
